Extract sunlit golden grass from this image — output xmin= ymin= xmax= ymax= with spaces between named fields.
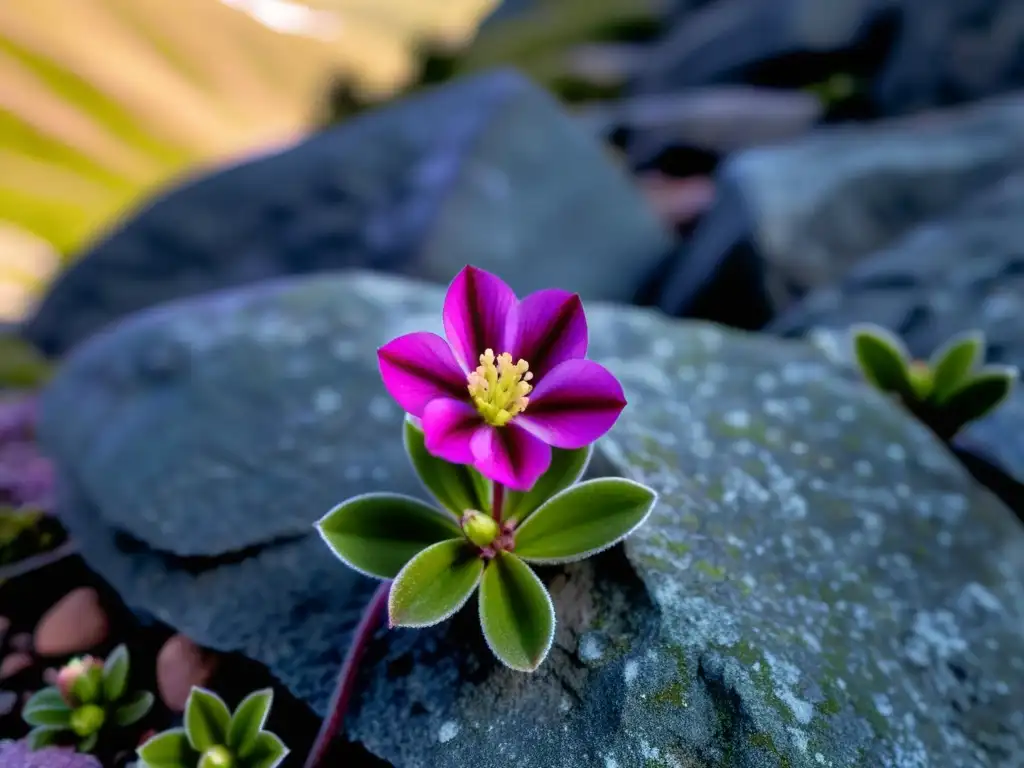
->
xmin=0 ymin=0 xmax=495 ymax=318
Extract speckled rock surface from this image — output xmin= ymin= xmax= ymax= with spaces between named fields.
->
xmin=771 ymin=172 xmax=1024 ymax=490
xmin=40 ymin=272 xmax=1024 ymax=766
xmin=23 ymin=69 xmax=670 ymax=358
xmin=658 ymin=94 xmax=1024 ymax=322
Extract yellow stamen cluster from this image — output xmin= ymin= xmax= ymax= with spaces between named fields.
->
xmin=467 ymin=348 xmax=533 ymax=426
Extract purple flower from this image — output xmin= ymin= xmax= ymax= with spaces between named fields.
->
xmin=378 ymin=266 xmax=626 ymax=491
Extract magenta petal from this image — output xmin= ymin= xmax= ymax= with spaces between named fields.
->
xmin=443 ymin=266 xmax=519 ymax=372
xmin=515 ymin=359 xmax=626 ymax=449
xmin=422 ymin=398 xmax=483 ymax=464
xmin=470 ymin=424 xmax=552 ymax=492
xmin=377 ymin=332 xmax=468 ymax=418
xmin=512 ymin=288 xmax=588 ymax=379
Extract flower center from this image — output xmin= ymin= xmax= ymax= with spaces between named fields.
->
xmin=467 ymin=349 xmax=533 ymax=427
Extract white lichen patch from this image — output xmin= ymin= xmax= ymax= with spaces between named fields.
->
xmin=762 ymin=650 xmax=813 ymax=725
xmin=579 ymin=634 xmax=607 ymax=663
xmin=438 ymin=721 xmax=460 ymax=744
xmin=624 ymin=660 xmax=640 ymax=686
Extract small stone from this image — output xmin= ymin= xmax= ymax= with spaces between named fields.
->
xmin=9 ymin=632 xmax=32 ymax=653
xmin=157 ymin=634 xmax=218 ymax=712
xmin=0 ymin=689 xmax=16 ymax=716
xmin=0 ymin=652 xmax=32 ymax=680
xmin=33 ymin=587 xmax=109 ymax=657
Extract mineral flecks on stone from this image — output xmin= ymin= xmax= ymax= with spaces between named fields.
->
xmin=40 ymin=272 xmax=1024 ymax=766
xmin=24 ymin=69 xmax=670 ymax=357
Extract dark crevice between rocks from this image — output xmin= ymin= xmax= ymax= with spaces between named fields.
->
xmin=695 ymin=652 xmax=761 ymax=768
xmin=109 ymin=528 xmax=312 ymax=575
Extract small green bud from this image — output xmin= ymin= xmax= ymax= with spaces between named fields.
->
xmin=199 ymin=745 xmax=235 ymax=768
xmin=907 ymin=360 xmax=933 ymax=399
xmin=73 ymin=665 xmax=104 ymax=706
xmin=462 ymin=511 xmax=500 ymax=548
xmin=70 ymin=704 xmax=106 ymax=737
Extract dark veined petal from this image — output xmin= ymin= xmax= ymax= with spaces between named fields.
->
xmin=470 ymin=423 xmax=552 ymax=492
xmin=443 ymin=266 xmax=518 ymax=373
xmin=512 ymin=289 xmax=587 ymax=380
xmin=516 ymin=359 xmax=626 ymax=449
xmin=378 ymin=332 xmax=468 ymax=417
xmin=421 ymin=397 xmax=484 ymax=464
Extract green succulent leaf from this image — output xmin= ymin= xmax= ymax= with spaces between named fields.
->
xmin=184 ymin=688 xmax=232 ymax=752
xmin=25 ymin=725 xmax=64 ymax=751
xmin=22 ymin=687 xmax=72 ymax=727
xmin=939 ymin=365 xmax=1018 ymax=433
xmin=78 ymin=732 xmax=99 ymax=754
xmin=404 ymin=416 xmax=490 ymax=515
xmin=239 ymin=731 xmax=289 ymax=768
xmin=478 ymin=553 xmax=555 ymax=672
xmin=851 ymin=323 xmax=912 ymax=395
xmin=113 ymin=690 xmax=155 ymax=727
xmin=137 ymin=727 xmax=197 ymax=768
xmin=513 ymin=478 xmax=657 ymax=564
xmin=226 ymin=689 xmax=273 ymax=754
xmin=317 ymin=492 xmax=463 ymax=580
xmin=502 ymin=445 xmax=592 ymax=524
xmin=102 ymin=643 xmax=130 ymax=702
xmin=928 ymin=331 xmax=984 ymax=402
xmin=388 ymin=539 xmax=484 ymax=628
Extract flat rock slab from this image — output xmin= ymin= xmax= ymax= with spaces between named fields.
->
xmin=656 ymin=93 xmax=1024 ymax=321
xmin=40 ymin=273 xmax=1024 ymax=766
xmin=24 ymin=69 xmax=669 ymax=358
xmin=772 ymin=171 xmax=1024 ymax=490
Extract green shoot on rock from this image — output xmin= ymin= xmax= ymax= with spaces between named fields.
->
xmin=851 ymin=324 xmax=1017 ymax=440
xmin=22 ymin=644 xmax=154 ymax=754
xmin=136 ymin=687 xmax=287 ymax=768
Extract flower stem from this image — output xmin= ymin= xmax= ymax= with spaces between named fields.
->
xmin=303 ymin=580 xmax=390 ymax=768
xmin=491 ymin=483 xmax=504 ymax=522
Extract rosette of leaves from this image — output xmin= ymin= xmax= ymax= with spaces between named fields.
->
xmin=136 ymin=687 xmax=288 ymax=768
xmin=317 ymin=417 xmax=657 ymax=672
xmin=21 ymin=645 xmax=154 ymax=754
xmin=852 ymin=324 xmax=1018 ymax=440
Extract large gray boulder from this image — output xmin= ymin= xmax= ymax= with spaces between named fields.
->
xmin=771 ymin=171 xmax=1024 ymax=492
xmin=24 ymin=69 xmax=670 ymax=358
xmin=656 ymin=93 xmax=1024 ymax=324
xmin=40 ymin=272 xmax=1024 ymax=766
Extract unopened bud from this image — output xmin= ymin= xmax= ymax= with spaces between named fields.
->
xmin=57 ymin=656 xmax=103 ymax=706
xmin=461 ymin=511 xmax=499 ymax=549
xmin=199 ymin=745 xmax=235 ymax=768
xmin=70 ymin=703 xmax=106 ymax=737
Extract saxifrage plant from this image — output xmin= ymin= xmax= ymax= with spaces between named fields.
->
xmin=136 ymin=687 xmax=287 ymax=768
xmin=22 ymin=645 xmax=154 ymax=754
xmin=852 ymin=324 xmax=1017 ymax=440
xmin=317 ymin=265 xmax=658 ymax=672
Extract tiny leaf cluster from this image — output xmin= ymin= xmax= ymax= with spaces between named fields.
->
xmin=22 ymin=645 xmax=154 ymax=754
xmin=136 ymin=687 xmax=287 ymax=768
xmin=318 ymin=417 xmax=657 ymax=671
xmin=852 ymin=324 xmax=1017 ymax=440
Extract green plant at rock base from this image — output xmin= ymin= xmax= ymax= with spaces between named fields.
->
xmin=851 ymin=324 xmax=1018 ymax=440
xmin=136 ymin=688 xmax=288 ymax=768
xmin=22 ymin=645 xmax=154 ymax=754
xmin=318 ymin=265 xmax=658 ymax=673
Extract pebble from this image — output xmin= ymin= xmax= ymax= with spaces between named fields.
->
xmin=33 ymin=587 xmax=109 ymax=657
xmin=157 ymin=634 xmax=218 ymax=712
xmin=0 ymin=652 xmax=32 ymax=680
xmin=0 ymin=690 xmax=16 ymax=716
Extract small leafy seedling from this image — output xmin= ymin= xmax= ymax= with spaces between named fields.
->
xmin=852 ymin=324 xmax=1018 ymax=440
xmin=136 ymin=687 xmax=288 ymax=768
xmin=22 ymin=645 xmax=154 ymax=754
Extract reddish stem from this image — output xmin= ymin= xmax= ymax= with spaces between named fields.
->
xmin=491 ymin=483 xmax=504 ymax=522
xmin=303 ymin=580 xmax=390 ymax=768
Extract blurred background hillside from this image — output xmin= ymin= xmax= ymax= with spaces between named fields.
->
xmin=0 ymin=0 xmax=499 ymax=319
